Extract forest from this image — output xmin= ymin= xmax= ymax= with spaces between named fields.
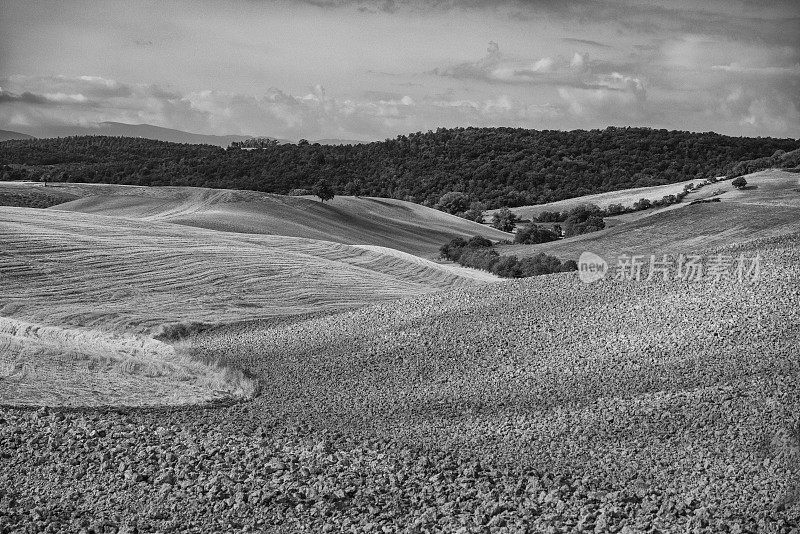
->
xmin=1 ymin=127 xmax=797 ymax=209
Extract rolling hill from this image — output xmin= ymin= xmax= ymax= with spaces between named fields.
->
xmin=182 ymin=230 xmax=800 ymax=529
xmin=0 ymin=129 xmax=34 ymax=142
xmin=499 ymin=169 xmax=800 ymax=261
xmin=0 ymin=204 xmax=497 ymax=407
xmin=49 ymin=183 xmax=511 ymax=257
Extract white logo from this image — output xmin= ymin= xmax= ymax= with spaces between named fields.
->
xmin=578 ymin=251 xmax=608 ymax=283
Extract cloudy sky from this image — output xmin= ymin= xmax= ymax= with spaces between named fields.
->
xmin=1 ymin=0 xmax=798 ymax=141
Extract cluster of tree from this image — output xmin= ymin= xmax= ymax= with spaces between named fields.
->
xmin=439 ymin=236 xmax=577 ymax=278
xmin=725 ymin=148 xmax=800 ymax=178
xmin=230 ymin=138 xmax=281 ymax=149
xmin=1 ymin=127 xmax=796 ymax=209
xmin=514 ymin=224 xmax=560 ymax=245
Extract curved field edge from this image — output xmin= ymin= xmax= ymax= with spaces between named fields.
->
xmin=43 ymin=182 xmax=512 ymax=257
xmin=0 ymin=206 xmax=495 ymax=407
xmin=0 ymin=317 xmax=255 ymax=407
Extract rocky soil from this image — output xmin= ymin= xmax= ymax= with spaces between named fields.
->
xmin=2 ymin=234 xmax=799 ymax=533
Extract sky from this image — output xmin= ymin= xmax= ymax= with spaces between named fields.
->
xmin=1 ymin=0 xmax=798 ymax=141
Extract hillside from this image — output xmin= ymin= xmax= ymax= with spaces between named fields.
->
xmin=500 ymin=169 xmax=800 ymax=261
xmin=43 ymin=183 xmax=510 ymax=256
xmin=0 ymin=205 xmax=496 ymax=407
xmin=124 ymin=231 xmax=798 ymax=529
xmin=0 ymin=129 xmax=34 ymax=142
xmin=2 ymin=127 xmax=796 ymax=208
xmin=490 ymin=177 xmax=701 ymax=221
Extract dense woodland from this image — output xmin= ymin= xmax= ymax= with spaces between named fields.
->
xmin=1 ymin=127 xmax=797 ymax=208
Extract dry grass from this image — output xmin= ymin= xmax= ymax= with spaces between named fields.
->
xmin=0 ymin=317 xmax=254 ymax=407
xmin=487 ymin=177 xmax=702 ymax=220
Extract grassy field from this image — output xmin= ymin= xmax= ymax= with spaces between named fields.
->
xmin=0 ymin=317 xmax=254 ymax=407
xmin=500 ymin=170 xmax=800 ymax=261
xmin=487 ymin=177 xmax=702 ymax=220
xmin=43 ymin=183 xmax=511 ymax=257
xmin=0 ymin=205 xmax=496 ymax=407
xmin=0 ymin=181 xmax=78 ymax=208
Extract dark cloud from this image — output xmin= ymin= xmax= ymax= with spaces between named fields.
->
xmin=0 ymin=90 xmax=52 ymax=105
xmin=561 ymin=37 xmax=612 ymax=49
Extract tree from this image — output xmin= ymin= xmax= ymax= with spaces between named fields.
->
xmin=491 ymin=207 xmax=517 ymax=232
xmin=467 ymin=235 xmax=493 ymax=248
xmin=461 ymin=201 xmax=486 ymax=223
xmin=732 ymin=176 xmax=747 ymax=189
xmin=632 ymin=198 xmax=652 ymax=211
xmin=439 ymin=237 xmax=467 ymax=261
xmin=563 ymin=204 xmax=605 ymax=237
xmin=344 ymin=180 xmax=362 ymax=197
xmin=312 ymin=179 xmax=335 ymax=202
xmin=436 ymin=191 xmax=470 ymax=215
xmin=514 ymin=224 xmax=559 ymax=245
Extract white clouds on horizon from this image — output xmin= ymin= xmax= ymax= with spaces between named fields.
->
xmin=2 ymin=63 xmax=798 ymax=140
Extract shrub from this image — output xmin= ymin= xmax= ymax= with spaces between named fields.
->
xmin=461 ymin=201 xmax=486 ymax=223
xmin=439 ymin=237 xmax=468 ymax=261
xmin=436 ymin=191 xmax=470 ymax=215
xmin=563 ymin=204 xmax=605 ymax=237
xmin=536 ymin=210 xmax=566 ymax=223
xmin=632 ymin=198 xmax=652 ymax=211
xmin=514 ymin=224 xmax=559 ymax=245
xmin=287 ymin=188 xmax=311 ymax=196
xmin=491 ymin=207 xmax=518 ymax=232
xmin=732 ymin=176 xmax=747 ymax=189
xmin=467 ymin=235 xmax=493 ymax=248
xmin=492 ymin=255 xmax=522 ymax=278
xmin=457 ymin=248 xmax=499 ymax=271
xmin=605 ymin=203 xmax=626 ymax=216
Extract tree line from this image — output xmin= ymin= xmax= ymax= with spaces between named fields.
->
xmin=1 ymin=128 xmax=796 ymax=209
xmin=439 ymin=236 xmax=577 ymax=278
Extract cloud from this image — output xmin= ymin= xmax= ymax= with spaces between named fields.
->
xmin=562 ymin=38 xmax=611 ymax=49
xmin=711 ymin=63 xmax=800 ymax=76
xmin=0 ymin=74 xmax=566 ymax=140
xmin=431 ymin=42 xmax=578 ymax=85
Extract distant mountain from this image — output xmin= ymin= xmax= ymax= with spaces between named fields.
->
xmin=313 ymin=138 xmax=365 ymax=145
xmin=8 ymin=122 xmax=280 ymax=147
xmin=94 ymin=122 xmax=254 ymax=147
xmin=0 ymin=129 xmax=35 ymax=142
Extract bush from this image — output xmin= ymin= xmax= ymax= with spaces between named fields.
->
xmin=514 ymin=224 xmax=559 ymax=245
xmin=440 ymin=236 xmax=574 ymax=278
xmin=605 ymin=203 xmax=626 ymax=216
xmin=467 ymin=235 xmax=493 ymax=248
xmin=436 ymin=191 xmax=470 ymax=215
xmin=461 ymin=201 xmax=486 ymax=223
xmin=732 ymin=176 xmax=747 ymax=189
xmin=287 ymin=188 xmax=311 ymax=196
xmin=491 ymin=207 xmax=518 ymax=232
xmin=457 ymin=248 xmax=500 ymax=271
xmin=563 ymin=204 xmax=605 ymax=237
xmin=632 ymin=198 xmax=652 ymax=211
xmin=492 ymin=255 xmax=522 ymax=278
xmin=439 ymin=237 xmax=468 ymax=261
xmin=536 ymin=210 xmax=566 ymax=222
